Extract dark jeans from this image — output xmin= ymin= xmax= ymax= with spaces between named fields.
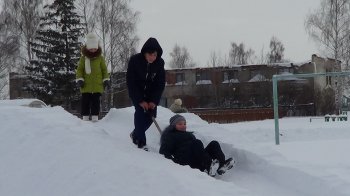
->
xmin=81 ymin=93 xmax=101 ymax=116
xmin=132 ymin=105 xmax=157 ymax=146
xmin=189 ymin=140 xmax=225 ymax=172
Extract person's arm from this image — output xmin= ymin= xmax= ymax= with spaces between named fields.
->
xmin=76 ymin=56 xmax=85 ymax=82
xmin=126 ymin=56 xmax=144 ymax=105
xmin=150 ymin=59 xmax=165 ymax=105
xmin=101 ymin=57 xmax=110 ymax=82
xmin=159 ymin=131 xmax=175 ymax=160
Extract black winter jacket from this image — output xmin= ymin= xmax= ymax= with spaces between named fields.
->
xmin=159 ymin=125 xmax=196 ymax=165
xmin=126 ymin=38 xmax=165 ymax=105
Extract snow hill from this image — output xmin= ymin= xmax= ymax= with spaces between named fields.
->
xmin=1 ymin=103 xmax=350 ymax=196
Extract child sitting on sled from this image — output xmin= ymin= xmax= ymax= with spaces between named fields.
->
xmin=159 ymin=114 xmax=234 ymax=176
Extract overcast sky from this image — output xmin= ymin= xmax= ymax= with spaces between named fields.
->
xmin=130 ymin=0 xmax=322 ymax=67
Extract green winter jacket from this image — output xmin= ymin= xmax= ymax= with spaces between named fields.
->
xmin=76 ymin=47 xmax=110 ymax=93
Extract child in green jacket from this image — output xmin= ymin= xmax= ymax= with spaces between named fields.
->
xmin=76 ymin=33 xmax=110 ymax=122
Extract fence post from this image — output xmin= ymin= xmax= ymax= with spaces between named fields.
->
xmin=273 ymin=76 xmax=280 ymax=145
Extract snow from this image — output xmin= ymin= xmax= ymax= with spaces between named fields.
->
xmin=248 ymin=74 xmax=269 ymax=82
xmin=0 ymin=98 xmax=47 ymax=107
xmin=196 ymin=80 xmax=212 ymax=85
xmin=222 ymin=79 xmax=240 ymax=84
xmin=175 ymin=81 xmax=188 ymax=85
xmin=1 ymin=102 xmax=350 ymax=196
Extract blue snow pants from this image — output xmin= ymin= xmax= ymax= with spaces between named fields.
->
xmin=132 ymin=105 xmax=157 ymax=147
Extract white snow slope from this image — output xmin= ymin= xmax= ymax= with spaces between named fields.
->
xmin=1 ymin=103 xmax=350 ymax=196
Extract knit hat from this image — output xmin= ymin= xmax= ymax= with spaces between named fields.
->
xmin=169 ymin=114 xmax=186 ymax=126
xmin=85 ymin=33 xmax=99 ymax=49
xmin=174 ymin=98 xmax=182 ymax=106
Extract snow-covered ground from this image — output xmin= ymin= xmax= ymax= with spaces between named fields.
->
xmin=1 ymin=101 xmax=350 ymax=196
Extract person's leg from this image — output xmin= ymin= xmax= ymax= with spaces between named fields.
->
xmin=189 ymin=139 xmax=212 ymax=172
xmin=205 ymin=141 xmax=225 ymax=167
xmin=133 ymin=105 xmax=155 ymax=147
xmin=90 ymin=93 xmax=101 ymax=116
xmin=81 ymin=93 xmax=91 ymax=119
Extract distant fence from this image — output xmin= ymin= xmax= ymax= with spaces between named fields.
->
xmin=190 ymin=108 xmax=285 ymax=123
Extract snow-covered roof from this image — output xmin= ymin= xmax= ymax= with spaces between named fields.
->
xmin=0 ymin=99 xmax=47 ymax=108
xmin=166 ymin=61 xmax=311 ymax=71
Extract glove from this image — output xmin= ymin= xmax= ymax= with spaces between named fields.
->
xmin=139 ymin=101 xmax=149 ymax=111
xmin=77 ymin=80 xmax=84 ymax=88
xmin=103 ymin=80 xmax=110 ymax=89
xmin=148 ymin=102 xmax=156 ymax=110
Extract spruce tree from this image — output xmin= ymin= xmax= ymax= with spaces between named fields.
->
xmin=25 ymin=0 xmax=84 ymax=108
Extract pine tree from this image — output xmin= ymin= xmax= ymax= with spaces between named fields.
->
xmin=25 ymin=0 xmax=84 ymax=108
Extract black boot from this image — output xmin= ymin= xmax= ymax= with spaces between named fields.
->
xmin=130 ymin=131 xmax=138 ymax=145
xmin=217 ymin=157 xmax=235 ymax=175
xmin=137 ymin=141 xmax=148 ymax=151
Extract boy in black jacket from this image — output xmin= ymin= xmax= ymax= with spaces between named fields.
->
xmin=159 ymin=114 xmax=234 ymax=176
xmin=126 ymin=37 xmax=165 ymax=150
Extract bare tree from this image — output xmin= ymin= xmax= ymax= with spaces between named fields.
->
xmin=207 ymin=51 xmax=230 ymax=67
xmin=229 ymin=42 xmax=255 ymax=65
xmin=208 ymin=51 xmax=219 ymax=67
xmin=341 ymin=33 xmax=350 ymax=69
xmin=305 ymin=0 xmax=350 ymax=65
xmin=0 ymin=24 xmax=19 ymax=98
xmin=258 ymin=45 xmax=268 ymax=64
xmin=92 ymin=0 xmax=139 ymax=72
xmin=169 ymin=44 xmax=196 ymax=69
xmin=267 ymin=36 xmax=285 ymax=63
xmin=2 ymin=0 xmax=42 ymax=70
xmin=75 ymin=0 xmax=96 ymax=34
xmin=305 ymin=0 xmax=350 ymax=112
xmin=0 ymin=2 xmax=21 ymax=98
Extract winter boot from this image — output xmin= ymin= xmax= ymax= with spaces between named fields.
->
xmin=207 ymin=159 xmax=220 ymax=177
xmin=140 ymin=145 xmax=149 ymax=151
xmin=91 ymin=115 xmax=98 ymax=122
xmin=82 ymin=116 xmax=89 ymax=121
xmin=130 ymin=131 xmax=138 ymax=145
xmin=217 ymin=157 xmax=235 ymax=175
xmin=137 ymin=141 xmax=148 ymax=151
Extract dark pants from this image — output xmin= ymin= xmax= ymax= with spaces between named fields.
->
xmin=81 ymin=93 xmax=101 ymax=116
xmin=189 ymin=140 xmax=225 ymax=172
xmin=132 ymin=105 xmax=157 ymax=146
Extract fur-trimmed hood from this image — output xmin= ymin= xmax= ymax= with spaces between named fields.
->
xmin=81 ymin=46 xmax=102 ymax=59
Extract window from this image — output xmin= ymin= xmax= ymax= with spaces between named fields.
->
xmin=176 ymin=73 xmax=185 ymax=83
xmin=175 ymin=73 xmax=186 ymax=85
xmin=279 ymin=67 xmax=293 ymax=74
xmin=233 ymin=70 xmax=238 ymax=78
xmin=326 ymin=76 xmax=332 ymax=85
xmin=223 ymin=72 xmax=229 ymax=81
xmin=222 ymin=70 xmax=239 ymax=83
xmin=250 ymin=69 xmax=260 ymax=78
xmin=196 ymin=71 xmax=210 ymax=81
xmin=196 ymin=71 xmax=212 ymax=85
xmin=326 ymin=68 xmax=332 ymax=86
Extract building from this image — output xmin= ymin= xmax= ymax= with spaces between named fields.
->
xmin=9 ymin=54 xmax=342 ymax=116
xmin=162 ymin=54 xmax=341 ymax=115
